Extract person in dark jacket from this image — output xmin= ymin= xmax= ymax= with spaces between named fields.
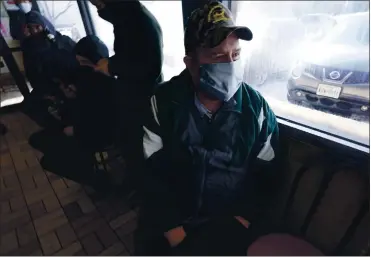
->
xmin=137 ymin=1 xmax=280 ymax=255
xmin=89 ymin=0 xmax=164 ymax=193
xmin=21 ymin=10 xmax=76 ymax=129
xmin=29 ymin=35 xmax=113 ymax=152
xmin=56 ymin=34 xmax=110 ymax=130
xmin=89 ymin=0 xmax=163 ymax=92
xmin=22 ymin=10 xmax=76 ymax=59
xmin=22 ymin=10 xmax=76 ymax=93
xmin=28 ymin=52 xmax=116 ymax=188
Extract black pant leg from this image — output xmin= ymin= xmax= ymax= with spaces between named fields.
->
xmin=29 ymin=128 xmax=66 ymax=153
xmin=173 ymin=217 xmax=251 ymax=256
xmin=134 ymin=198 xmax=173 ymax=256
xmin=22 ymin=92 xmax=62 ymax=130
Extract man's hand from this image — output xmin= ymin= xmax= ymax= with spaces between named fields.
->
xmin=234 ymin=216 xmax=250 ymax=229
xmin=95 ymin=58 xmax=110 ymax=76
xmin=63 ymin=126 xmax=74 ymax=137
xmin=164 ymin=226 xmax=187 ymax=248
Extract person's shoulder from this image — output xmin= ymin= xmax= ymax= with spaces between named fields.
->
xmin=153 ymin=69 xmax=192 ymax=102
xmin=240 ymin=82 xmax=268 ymax=111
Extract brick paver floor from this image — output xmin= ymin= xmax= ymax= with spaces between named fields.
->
xmin=1 ymin=111 xmax=137 ymax=256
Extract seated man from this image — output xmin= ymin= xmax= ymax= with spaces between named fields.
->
xmin=138 ymin=1 xmax=279 ymax=255
xmin=21 ymin=10 xmax=76 ymax=129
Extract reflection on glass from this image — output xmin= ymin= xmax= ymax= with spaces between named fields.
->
xmin=235 ymin=1 xmax=370 ymax=146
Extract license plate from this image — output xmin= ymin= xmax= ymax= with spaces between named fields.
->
xmin=316 ymin=84 xmax=342 ymax=99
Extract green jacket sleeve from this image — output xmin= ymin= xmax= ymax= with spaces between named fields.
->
xmin=241 ymin=96 xmax=281 ymax=223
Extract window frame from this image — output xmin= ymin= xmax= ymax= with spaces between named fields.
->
xmin=229 ymin=0 xmax=370 ymax=154
xmin=76 ymin=0 xmax=96 ymax=36
xmin=77 ymin=0 xmax=369 ymax=155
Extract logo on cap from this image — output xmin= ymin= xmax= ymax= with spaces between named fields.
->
xmin=207 ymin=4 xmax=231 ymax=23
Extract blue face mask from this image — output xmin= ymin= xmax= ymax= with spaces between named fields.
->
xmin=199 ymin=59 xmax=243 ymax=102
xmin=18 ymin=2 xmax=32 ymax=13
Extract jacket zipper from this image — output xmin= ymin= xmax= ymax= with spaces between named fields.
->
xmin=196 ymin=113 xmax=217 ymax=216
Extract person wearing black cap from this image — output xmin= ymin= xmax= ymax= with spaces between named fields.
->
xmin=28 ymin=51 xmax=115 ymax=189
xmin=21 ymin=11 xmax=72 ymax=96
xmin=22 ymin=11 xmax=76 ymax=55
xmin=138 ymin=1 xmax=280 ymax=255
xmin=21 ymin=10 xmax=76 ymax=129
xmin=74 ymin=35 xmax=109 ymax=67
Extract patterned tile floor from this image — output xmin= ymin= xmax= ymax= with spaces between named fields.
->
xmin=0 ymin=111 xmax=137 ymax=256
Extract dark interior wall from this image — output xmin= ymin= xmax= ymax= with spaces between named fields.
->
xmin=264 ymin=133 xmax=369 ymax=256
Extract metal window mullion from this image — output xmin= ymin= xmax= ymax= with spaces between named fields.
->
xmin=77 ymin=0 xmax=96 ymax=36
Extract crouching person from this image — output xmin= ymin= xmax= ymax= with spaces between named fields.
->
xmin=21 ymin=11 xmax=75 ymax=129
xmin=29 ymin=52 xmax=116 ymax=189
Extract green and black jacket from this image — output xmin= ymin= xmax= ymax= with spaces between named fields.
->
xmin=142 ymin=69 xmax=280 ymax=232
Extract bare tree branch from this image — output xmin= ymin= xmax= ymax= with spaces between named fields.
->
xmin=52 ymin=1 xmax=74 ymax=23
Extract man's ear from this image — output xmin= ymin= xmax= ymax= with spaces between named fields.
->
xmin=183 ymin=56 xmax=193 ymax=69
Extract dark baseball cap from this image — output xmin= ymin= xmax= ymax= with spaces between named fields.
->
xmin=74 ymin=35 xmax=109 ymax=64
xmin=184 ymin=1 xmax=253 ymax=54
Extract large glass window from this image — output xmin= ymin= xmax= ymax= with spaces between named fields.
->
xmin=87 ymin=2 xmax=115 ymax=55
xmin=37 ymin=0 xmax=86 ymax=42
xmin=88 ymin=1 xmax=185 ymax=81
xmin=235 ymin=1 xmax=370 ymax=146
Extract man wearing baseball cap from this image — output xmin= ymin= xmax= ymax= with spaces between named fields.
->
xmin=138 ymin=1 xmax=280 ymax=255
